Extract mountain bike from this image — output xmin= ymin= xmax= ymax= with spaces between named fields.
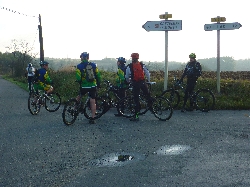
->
xmin=99 ymin=79 xmax=131 ymax=114
xmin=117 ymin=82 xmax=173 ymax=121
xmin=62 ymin=81 xmax=106 ymax=125
xmin=28 ymin=83 xmax=61 ymax=115
xmin=161 ymin=77 xmax=215 ymax=112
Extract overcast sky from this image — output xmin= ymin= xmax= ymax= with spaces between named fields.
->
xmin=0 ymin=0 xmax=249 ymax=63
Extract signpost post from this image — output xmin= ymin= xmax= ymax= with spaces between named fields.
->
xmin=204 ymin=16 xmax=242 ymax=93
xmin=142 ymin=12 xmax=182 ymax=90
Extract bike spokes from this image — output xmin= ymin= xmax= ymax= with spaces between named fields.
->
xmin=195 ymin=89 xmax=215 ymax=112
xmin=28 ymin=93 xmax=40 ymax=115
xmin=153 ymin=96 xmax=173 ymax=121
xmin=83 ymin=97 xmax=105 ymax=120
xmin=62 ymin=99 xmax=79 ymax=125
xmin=117 ymin=96 xmax=135 ymax=118
xmin=45 ymin=93 xmax=61 ymax=112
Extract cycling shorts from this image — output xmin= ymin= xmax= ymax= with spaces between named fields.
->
xmin=80 ymin=87 xmax=97 ymax=99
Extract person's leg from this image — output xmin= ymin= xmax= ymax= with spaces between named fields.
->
xmin=140 ymin=81 xmax=152 ymax=107
xmin=28 ymin=76 xmax=32 ymax=93
xmin=182 ymin=79 xmax=192 ymax=112
xmin=89 ymin=87 xmax=97 ymax=124
xmin=182 ymin=79 xmax=196 ymax=112
xmin=90 ymin=98 xmax=96 ymax=118
xmin=188 ymin=80 xmax=197 ymax=111
xmin=130 ymin=82 xmax=140 ymax=121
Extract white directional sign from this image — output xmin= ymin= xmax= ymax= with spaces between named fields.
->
xmin=204 ymin=22 xmax=242 ymax=31
xmin=142 ymin=20 xmax=182 ymax=31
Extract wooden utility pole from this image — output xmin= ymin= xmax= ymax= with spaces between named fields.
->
xmin=38 ymin=14 xmax=44 ymax=62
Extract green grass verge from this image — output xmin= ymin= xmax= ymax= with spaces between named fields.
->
xmin=2 ymin=71 xmax=250 ymax=110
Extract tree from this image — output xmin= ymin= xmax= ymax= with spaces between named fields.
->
xmin=4 ymin=40 xmax=38 ymax=77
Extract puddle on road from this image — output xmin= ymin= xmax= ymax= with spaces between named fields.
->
xmin=154 ymin=145 xmax=191 ymax=155
xmin=86 ymin=152 xmax=146 ymax=167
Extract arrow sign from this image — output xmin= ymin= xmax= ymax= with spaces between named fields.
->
xmin=142 ymin=20 xmax=182 ymax=31
xmin=204 ymin=22 xmax=242 ymax=31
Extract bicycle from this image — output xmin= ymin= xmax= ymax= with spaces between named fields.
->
xmin=161 ymin=77 xmax=215 ymax=112
xmin=99 ymin=79 xmax=131 ymax=114
xmin=62 ymin=81 xmax=106 ymax=126
xmin=28 ymin=83 xmax=61 ymax=115
xmin=117 ymin=82 xmax=173 ymax=121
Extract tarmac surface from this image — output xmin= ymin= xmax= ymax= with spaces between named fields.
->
xmin=1 ymin=76 xmax=250 ymax=187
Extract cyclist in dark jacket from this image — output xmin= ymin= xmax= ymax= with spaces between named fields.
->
xmin=179 ymin=53 xmax=202 ymax=112
xmin=114 ymin=57 xmax=127 ymax=117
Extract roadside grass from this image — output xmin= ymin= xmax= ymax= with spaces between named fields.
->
xmin=3 ymin=70 xmax=250 ymax=110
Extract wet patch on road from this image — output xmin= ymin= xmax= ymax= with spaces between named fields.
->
xmin=85 ymin=152 xmax=147 ymax=167
xmin=154 ymin=145 xmax=191 ymax=155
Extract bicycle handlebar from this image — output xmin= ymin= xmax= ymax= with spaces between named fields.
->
xmin=146 ymin=81 xmax=156 ymax=85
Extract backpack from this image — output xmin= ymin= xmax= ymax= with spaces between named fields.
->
xmin=28 ymin=67 xmax=33 ymax=74
xmin=85 ymin=63 xmax=95 ymax=82
xmin=129 ymin=62 xmax=145 ymax=81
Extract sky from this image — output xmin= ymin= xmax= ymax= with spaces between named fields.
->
xmin=0 ymin=0 xmax=249 ymax=63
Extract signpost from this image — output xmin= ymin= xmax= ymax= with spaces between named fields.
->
xmin=142 ymin=20 xmax=182 ymax=31
xmin=142 ymin=12 xmax=182 ymax=90
xmin=204 ymin=22 xmax=242 ymax=31
xmin=204 ymin=16 xmax=242 ymax=93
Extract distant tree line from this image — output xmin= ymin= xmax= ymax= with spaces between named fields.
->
xmin=1 ymin=50 xmax=250 ymax=77
xmin=27 ymin=56 xmax=250 ymax=72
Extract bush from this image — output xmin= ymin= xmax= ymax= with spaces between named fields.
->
xmin=4 ymin=69 xmax=250 ymax=110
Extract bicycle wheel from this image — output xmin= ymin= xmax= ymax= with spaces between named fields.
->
xmin=99 ymin=95 xmax=112 ymax=114
xmin=152 ymin=96 xmax=173 ymax=121
xmin=194 ymin=89 xmax=215 ymax=112
xmin=45 ymin=92 xmax=61 ymax=112
xmin=62 ymin=98 xmax=79 ymax=125
xmin=117 ymin=96 xmax=135 ymax=118
xmin=117 ymin=95 xmax=148 ymax=118
xmin=28 ymin=93 xmax=40 ymax=115
xmin=161 ymin=89 xmax=180 ymax=109
xmin=83 ymin=97 xmax=106 ymax=120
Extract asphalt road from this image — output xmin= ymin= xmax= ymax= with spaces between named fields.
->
xmin=1 ymin=76 xmax=250 ymax=187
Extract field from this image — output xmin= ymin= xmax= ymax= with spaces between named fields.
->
xmin=5 ymin=70 xmax=250 ymax=110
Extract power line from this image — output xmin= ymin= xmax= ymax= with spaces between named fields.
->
xmin=0 ymin=6 xmax=38 ymax=18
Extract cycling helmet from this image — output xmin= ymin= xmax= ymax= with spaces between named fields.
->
xmin=28 ymin=63 xmax=32 ymax=67
xmin=80 ymin=52 xmax=89 ymax=59
xmin=189 ymin=53 xmax=196 ymax=59
xmin=40 ymin=61 xmax=49 ymax=66
xmin=131 ymin=53 xmax=139 ymax=59
xmin=116 ymin=57 xmax=126 ymax=63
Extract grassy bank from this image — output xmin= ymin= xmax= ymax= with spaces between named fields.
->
xmin=3 ymin=70 xmax=250 ymax=110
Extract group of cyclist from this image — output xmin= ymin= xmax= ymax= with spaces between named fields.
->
xmin=26 ymin=51 xmax=202 ymax=124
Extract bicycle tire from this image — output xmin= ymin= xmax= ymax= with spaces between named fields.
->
xmin=194 ymin=89 xmax=215 ymax=112
xmin=45 ymin=92 xmax=61 ymax=112
xmin=116 ymin=95 xmax=148 ymax=118
xmin=28 ymin=93 xmax=40 ymax=115
xmin=83 ymin=97 xmax=106 ymax=120
xmin=161 ymin=89 xmax=180 ymax=109
xmin=62 ymin=98 xmax=79 ymax=125
xmin=152 ymin=96 xmax=173 ymax=121
xmin=117 ymin=95 xmax=135 ymax=118
xmin=99 ymin=95 xmax=112 ymax=114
